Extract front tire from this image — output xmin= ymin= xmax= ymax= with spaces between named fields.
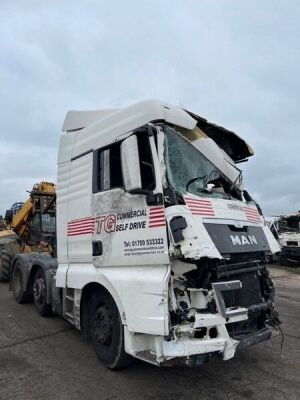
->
xmin=90 ymin=290 xmax=131 ymax=369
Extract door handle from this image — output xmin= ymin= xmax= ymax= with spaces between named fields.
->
xmin=92 ymin=241 xmax=103 ymax=256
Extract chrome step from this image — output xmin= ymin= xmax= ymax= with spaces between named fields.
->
xmin=64 ymin=311 xmax=74 ymax=322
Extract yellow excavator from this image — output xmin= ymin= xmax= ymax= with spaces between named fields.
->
xmin=0 ymin=182 xmax=56 ymax=281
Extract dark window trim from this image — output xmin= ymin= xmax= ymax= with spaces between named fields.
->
xmin=71 ymin=149 xmax=93 ymax=162
xmin=136 ymin=131 xmax=156 ymax=192
xmin=92 ymin=126 xmax=157 ymax=195
xmin=92 ymin=141 xmax=124 ymax=194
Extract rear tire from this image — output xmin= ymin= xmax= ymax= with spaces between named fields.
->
xmin=11 ymin=261 xmax=29 ymax=303
xmin=0 ymin=250 xmax=12 ymax=282
xmin=90 ymin=289 xmax=131 ymax=369
xmin=33 ymin=268 xmax=52 ymax=317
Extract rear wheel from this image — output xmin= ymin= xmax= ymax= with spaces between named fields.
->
xmin=33 ymin=268 xmax=52 ymax=316
xmin=11 ymin=261 xmax=29 ymax=303
xmin=0 ymin=250 xmax=12 ymax=282
xmin=90 ymin=290 xmax=131 ymax=369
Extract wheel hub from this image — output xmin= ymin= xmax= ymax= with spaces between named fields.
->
xmin=94 ymin=305 xmax=113 ymax=345
xmin=33 ymin=277 xmax=45 ymax=304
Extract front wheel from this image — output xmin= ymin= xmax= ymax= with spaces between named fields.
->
xmin=90 ymin=290 xmax=131 ymax=369
xmin=33 ymin=268 xmax=52 ymax=317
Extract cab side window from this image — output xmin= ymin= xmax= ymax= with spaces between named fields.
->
xmin=93 ymin=142 xmax=123 ymax=193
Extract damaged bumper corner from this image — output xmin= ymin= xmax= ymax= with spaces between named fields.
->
xmin=159 ymin=278 xmax=277 ymax=366
xmin=159 ymin=326 xmax=274 ymax=367
xmin=161 ymin=335 xmax=238 ymax=361
xmin=235 ymin=327 xmax=273 ymax=351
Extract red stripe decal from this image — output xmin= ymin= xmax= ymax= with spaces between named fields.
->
xmin=243 ymin=207 xmax=261 ymax=222
xmin=149 ymin=207 xmax=166 ymax=228
xmin=189 ymin=207 xmax=214 ymax=211
xmin=68 ymin=217 xmax=94 ymax=223
xmin=185 ymin=197 xmax=215 ymax=217
xmin=68 ymin=228 xmax=94 ymax=233
xmin=149 ymin=223 xmax=166 ymax=228
xmin=68 ymin=217 xmax=95 ymax=236
xmin=185 ymin=200 xmax=212 ymax=205
xmin=68 ymin=232 xmax=93 ymax=234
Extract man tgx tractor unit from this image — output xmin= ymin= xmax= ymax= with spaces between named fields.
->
xmin=10 ymin=100 xmax=281 ymax=369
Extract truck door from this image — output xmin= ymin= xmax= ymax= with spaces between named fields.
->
xmin=91 ymin=131 xmax=169 ymax=267
xmin=91 ymin=130 xmax=170 ymax=335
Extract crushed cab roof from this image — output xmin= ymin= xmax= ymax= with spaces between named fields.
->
xmin=61 ymin=99 xmax=254 ymax=162
xmin=185 ymin=110 xmax=254 ymax=162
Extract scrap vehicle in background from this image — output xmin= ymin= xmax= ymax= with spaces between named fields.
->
xmin=264 ymin=217 xmax=281 ymax=263
xmin=0 ymin=182 xmax=56 ymax=281
xmin=8 ymin=100 xmax=281 ymax=369
xmin=0 ymin=202 xmax=24 ymax=231
xmin=277 ymin=212 xmax=300 ymax=265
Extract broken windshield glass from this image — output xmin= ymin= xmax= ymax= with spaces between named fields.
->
xmin=163 ymin=126 xmax=242 ymax=200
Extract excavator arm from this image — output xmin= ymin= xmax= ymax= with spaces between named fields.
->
xmin=12 ymin=198 xmax=34 ymax=236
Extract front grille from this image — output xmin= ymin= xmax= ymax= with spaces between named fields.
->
xmin=222 ymin=269 xmax=263 ymax=308
xmin=214 ymin=254 xmax=272 ymax=336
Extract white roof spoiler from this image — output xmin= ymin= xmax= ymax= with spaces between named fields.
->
xmin=62 ymin=108 xmax=120 ymax=132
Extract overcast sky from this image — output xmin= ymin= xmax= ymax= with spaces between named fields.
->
xmin=0 ymin=0 xmax=299 ymax=216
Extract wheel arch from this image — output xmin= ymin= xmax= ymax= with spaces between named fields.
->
xmin=80 ymin=281 xmax=125 ymax=341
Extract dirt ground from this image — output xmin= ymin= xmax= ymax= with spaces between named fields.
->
xmin=0 ymin=266 xmax=299 ymax=400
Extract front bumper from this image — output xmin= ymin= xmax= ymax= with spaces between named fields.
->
xmin=161 ymin=278 xmax=276 ymax=365
xmin=160 ymin=326 xmax=273 ymax=366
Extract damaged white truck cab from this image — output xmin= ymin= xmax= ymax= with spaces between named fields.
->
xmin=11 ymin=100 xmax=281 ymax=369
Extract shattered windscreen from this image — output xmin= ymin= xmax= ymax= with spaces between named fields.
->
xmin=163 ymin=126 xmax=242 ymax=200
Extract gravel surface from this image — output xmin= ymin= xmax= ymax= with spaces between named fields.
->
xmin=0 ymin=266 xmax=299 ymax=400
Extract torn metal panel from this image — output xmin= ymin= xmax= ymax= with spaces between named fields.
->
xmin=176 ymin=125 xmax=243 ymax=188
xmin=165 ymin=205 xmax=222 ymax=260
xmin=184 ymin=109 xmax=254 ymax=162
xmin=67 ymin=100 xmax=197 ymax=161
xmin=193 ymin=138 xmax=243 ymax=189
